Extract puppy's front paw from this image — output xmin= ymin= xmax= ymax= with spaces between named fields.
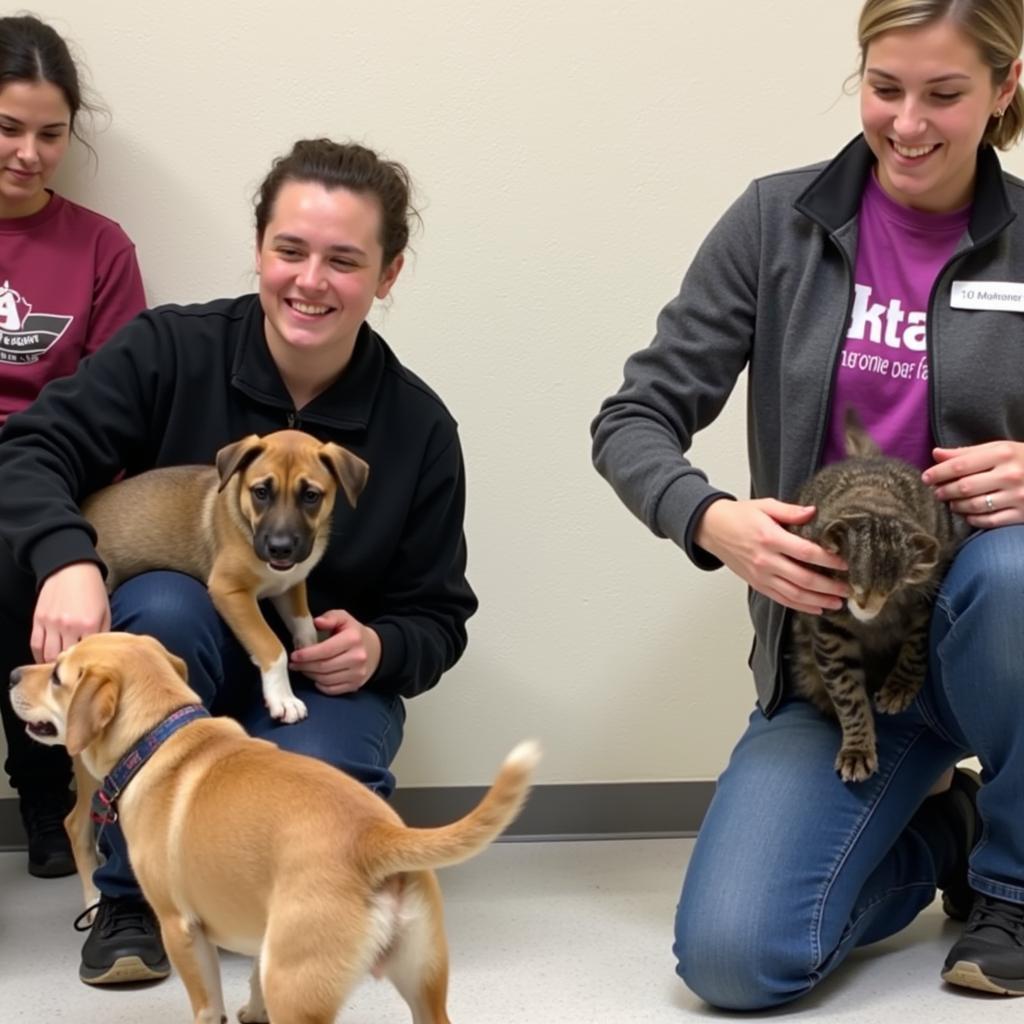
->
xmin=261 ymin=653 xmax=307 ymax=725
xmin=835 ymin=745 xmax=878 ymax=783
xmin=238 ymin=1005 xmax=269 ymax=1024
xmin=266 ymin=693 xmax=308 ymax=724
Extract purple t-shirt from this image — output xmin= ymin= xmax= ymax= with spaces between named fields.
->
xmin=821 ymin=173 xmax=970 ymax=470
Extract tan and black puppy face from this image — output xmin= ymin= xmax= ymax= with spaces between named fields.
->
xmin=216 ymin=429 xmax=369 ymax=572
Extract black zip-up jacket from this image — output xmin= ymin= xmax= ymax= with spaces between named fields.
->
xmin=0 ymin=293 xmax=478 ymax=698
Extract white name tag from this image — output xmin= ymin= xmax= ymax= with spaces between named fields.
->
xmin=950 ymin=280 xmax=1024 ymax=311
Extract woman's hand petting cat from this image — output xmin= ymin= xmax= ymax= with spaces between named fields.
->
xmin=695 ymin=498 xmax=850 ymax=615
xmin=924 ymin=440 xmax=1024 ymax=528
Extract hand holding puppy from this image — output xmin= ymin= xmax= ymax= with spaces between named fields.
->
xmin=290 ymin=609 xmax=381 ymax=695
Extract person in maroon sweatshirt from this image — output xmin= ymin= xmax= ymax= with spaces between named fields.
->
xmin=0 ymin=15 xmax=145 ymax=881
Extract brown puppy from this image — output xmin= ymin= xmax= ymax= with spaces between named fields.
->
xmin=82 ymin=429 xmax=369 ymax=724
xmin=10 ymin=632 xmax=539 ymax=1024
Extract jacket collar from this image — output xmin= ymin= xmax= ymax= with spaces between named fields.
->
xmin=794 ymin=134 xmax=1016 ymax=246
xmin=230 ymin=294 xmax=386 ymax=433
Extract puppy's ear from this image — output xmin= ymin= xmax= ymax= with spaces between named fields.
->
xmin=66 ymin=669 xmax=119 ymax=757
xmin=320 ymin=444 xmax=369 ymax=508
xmin=216 ymin=435 xmax=266 ymax=492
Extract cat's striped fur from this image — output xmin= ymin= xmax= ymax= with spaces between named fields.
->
xmin=790 ymin=410 xmax=962 ymax=782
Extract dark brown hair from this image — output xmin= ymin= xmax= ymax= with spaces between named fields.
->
xmin=255 ymin=139 xmax=417 ymax=268
xmin=0 ymin=14 xmax=92 ymax=143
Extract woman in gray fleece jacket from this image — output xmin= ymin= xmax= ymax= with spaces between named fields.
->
xmin=592 ymin=0 xmax=1024 ymax=1008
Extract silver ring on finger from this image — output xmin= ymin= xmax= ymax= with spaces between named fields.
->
xmin=984 ymin=493 xmax=995 ymax=512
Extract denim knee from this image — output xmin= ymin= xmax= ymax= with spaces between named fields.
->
xmin=110 ymin=571 xmax=229 ymax=706
xmin=934 ymin=526 xmax=1024 ymax=688
xmin=674 ymin=888 xmax=815 ymax=1010
xmin=941 ymin=526 xmax=1024 ymax=615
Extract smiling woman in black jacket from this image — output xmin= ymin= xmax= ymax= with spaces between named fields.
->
xmin=0 ymin=138 xmax=477 ymax=988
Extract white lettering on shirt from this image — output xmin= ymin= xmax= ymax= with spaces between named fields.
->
xmin=847 ymin=283 xmax=927 ymax=351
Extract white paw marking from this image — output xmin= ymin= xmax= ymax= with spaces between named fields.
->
xmin=260 ymin=652 xmax=307 ymax=724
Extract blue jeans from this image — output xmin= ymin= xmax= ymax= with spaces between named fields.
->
xmin=674 ymin=525 xmax=1024 ymax=1010
xmin=95 ymin=571 xmax=405 ymax=899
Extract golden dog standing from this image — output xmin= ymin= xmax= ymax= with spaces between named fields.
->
xmin=10 ymin=633 xmax=536 ymax=1024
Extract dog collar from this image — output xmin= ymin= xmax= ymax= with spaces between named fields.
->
xmin=91 ymin=704 xmax=210 ymax=827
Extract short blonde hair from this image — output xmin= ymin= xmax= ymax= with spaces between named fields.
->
xmin=858 ymin=0 xmax=1024 ymax=149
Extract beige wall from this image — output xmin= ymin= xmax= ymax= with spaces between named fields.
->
xmin=2 ymin=2 xmax=1017 ymax=795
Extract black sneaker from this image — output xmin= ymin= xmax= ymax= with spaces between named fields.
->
xmin=938 ymin=767 xmax=981 ymax=922
xmin=20 ymin=789 xmax=76 ymax=879
xmin=75 ymin=894 xmax=170 ymax=985
xmin=942 ymin=893 xmax=1024 ymax=995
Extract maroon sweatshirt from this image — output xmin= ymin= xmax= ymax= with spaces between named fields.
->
xmin=0 ymin=191 xmax=145 ymax=422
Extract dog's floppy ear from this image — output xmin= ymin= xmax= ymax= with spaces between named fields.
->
xmin=65 ymin=668 xmax=119 ymax=757
xmin=139 ymin=634 xmax=189 ymax=683
xmin=164 ymin=650 xmax=189 ymax=683
xmin=319 ymin=444 xmax=370 ymax=509
xmin=216 ymin=435 xmax=266 ymax=492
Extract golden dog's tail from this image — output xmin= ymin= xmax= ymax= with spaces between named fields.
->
xmin=361 ymin=741 xmax=541 ymax=884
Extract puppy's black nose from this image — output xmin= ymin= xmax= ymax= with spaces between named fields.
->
xmin=266 ymin=533 xmax=298 ymax=560
xmin=9 ymin=667 xmax=23 ymax=690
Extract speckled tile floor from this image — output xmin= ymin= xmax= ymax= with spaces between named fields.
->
xmin=0 ymin=838 xmax=1018 ymax=1022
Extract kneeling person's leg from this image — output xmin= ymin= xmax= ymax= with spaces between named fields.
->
xmin=78 ymin=570 xmax=238 ymax=986
xmin=674 ymin=698 xmax=959 ymax=1010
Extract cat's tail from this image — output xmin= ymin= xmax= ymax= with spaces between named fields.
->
xmin=843 ymin=406 xmax=881 ymax=458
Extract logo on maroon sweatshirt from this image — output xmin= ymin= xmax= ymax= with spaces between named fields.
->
xmin=0 ymin=280 xmax=72 ymax=363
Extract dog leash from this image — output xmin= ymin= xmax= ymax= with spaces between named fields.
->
xmin=91 ymin=704 xmax=210 ymax=843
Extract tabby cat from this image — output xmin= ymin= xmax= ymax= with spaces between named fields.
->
xmin=790 ymin=410 xmax=961 ymax=783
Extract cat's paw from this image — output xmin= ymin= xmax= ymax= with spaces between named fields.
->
xmin=874 ymin=682 xmax=920 ymax=715
xmin=835 ymin=746 xmax=878 ymax=783
xmin=238 ymin=1006 xmax=269 ymax=1024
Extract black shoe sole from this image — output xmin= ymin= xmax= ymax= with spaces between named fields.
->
xmin=79 ymin=954 xmax=171 ymax=986
xmin=943 ymin=960 xmax=1024 ymax=995
xmin=28 ymin=855 xmax=77 ymax=879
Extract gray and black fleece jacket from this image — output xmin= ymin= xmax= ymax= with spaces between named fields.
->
xmin=592 ymin=135 xmax=1024 ymax=714
xmin=0 ymin=294 xmax=477 ymax=699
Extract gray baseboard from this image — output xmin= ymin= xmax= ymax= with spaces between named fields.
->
xmin=0 ymin=780 xmax=714 ymax=850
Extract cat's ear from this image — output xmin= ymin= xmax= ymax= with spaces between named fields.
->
xmin=843 ymin=407 xmax=881 ymax=459
xmin=820 ymin=518 xmax=848 ymax=554
xmin=905 ymin=532 xmax=940 ymax=583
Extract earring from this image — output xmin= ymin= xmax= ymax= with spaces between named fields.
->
xmin=994 ymin=108 xmax=1006 ymax=119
